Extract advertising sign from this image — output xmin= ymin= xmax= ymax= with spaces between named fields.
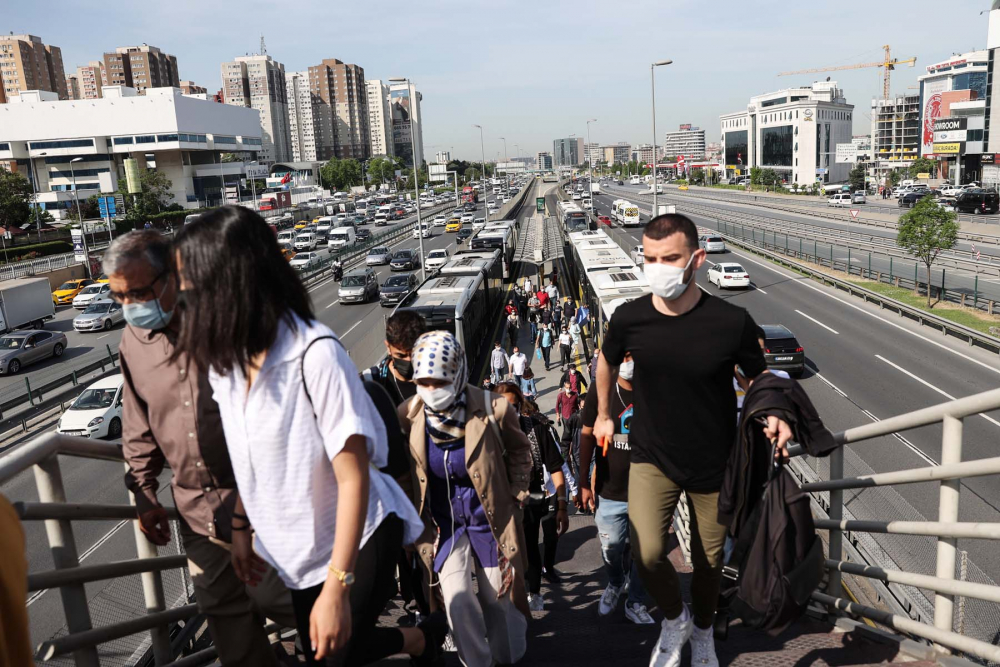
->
xmin=536 ymin=197 xmax=546 ymax=213
xmin=97 ymin=195 xmax=116 ymax=219
xmin=921 ymin=78 xmax=952 ymax=156
xmin=245 ymin=164 xmax=268 ymax=179
xmin=932 ymin=142 xmax=963 ymax=155
xmin=70 ymin=229 xmax=86 ymax=263
xmin=124 ymin=158 xmax=142 ymax=194
xmin=835 ymin=143 xmax=859 ymax=164
xmin=428 ymin=164 xmax=449 ymax=183
xmin=934 ymin=118 xmax=967 ymax=132
xmin=981 ymin=154 xmax=1000 ymax=165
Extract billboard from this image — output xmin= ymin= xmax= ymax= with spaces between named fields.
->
xmin=921 ymin=78 xmax=952 ymax=156
xmin=390 ymin=87 xmax=414 ymax=166
xmin=428 ymin=164 xmax=449 ymax=183
xmin=124 ymin=158 xmax=142 ymax=194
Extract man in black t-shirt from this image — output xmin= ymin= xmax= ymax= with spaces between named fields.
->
xmin=594 ymin=214 xmax=793 ymax=667
xmin=578 ymin=351 xmax=654 ymax=626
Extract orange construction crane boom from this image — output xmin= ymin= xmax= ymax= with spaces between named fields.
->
xmin=777 ymin=45 xmax=917 ymax=99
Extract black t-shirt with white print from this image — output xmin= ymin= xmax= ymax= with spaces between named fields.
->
xmin=581 ymin=383 xmax=632 ymax=502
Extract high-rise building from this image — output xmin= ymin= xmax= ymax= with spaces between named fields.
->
xmin=76 ymin=61 xmax=104 ymax=99
xmin=286 ymin=71 xmax=318 ymax=162
xmin=552 ymin=137 xmax=583 ymax=166
xmin=102 ymin=45 xmax=179 ymax=94
xmin=871 ymin=95 xmax=920 ymax=171
xmin=536 ymin=151 xmax=553 ymax=170
xmin=0 ymin=34 xmax=68 ymax=103
xmin=602 ymin=142 xmax=630 ymax=164
xmin=307 ymin=59 xmax=369 ymax=161
xmin=65 ymin=75 xmax=80 ymax=100
xmin=663 ymin=125 xmax=706 ymax=159
xmin=365 ymin=79 xmax=393 ymax=158
xmin=435 ymin=150 xmax=451 ymax=163
xmin=632 ymin=144 xmax=655 ymax=165
xmin=584 ymin=143 xmax=602 ymax=166
xmin=917 ymin=51 xmax=988 ymax=158
xmin=179 ymin=80 xmax=207 ymax=95
xmin=221 ymin=54 xmax=291 ymax=164
xmin=388 ymin=79 xmax=423 ymax=167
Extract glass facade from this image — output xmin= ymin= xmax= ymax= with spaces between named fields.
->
xmin=724 ymin=130 xmax=748 ymax=166
xmin=135 ymin=136 xmax=156 ymax=144
xmin=214 ymin=135 xmax=237 ymax=145
xmin=0 ymin=143 xmax=8 ymax=151
xmin=29 ymin=139 xmax=94 ymax=150
xmin=49 ymin=167 xmax=111 ymax=178
xmin=113 ymin=137 xmax=134 ymax=145
xmin=762 ymin=126 xmax=793 ymax=166
xmin=44 ymin=154 xmax=108 ymax=164
xmin=156 ymin=134 xmax=179 ymax=142
xmin=954 ymin=72 xmax=988 ymax=100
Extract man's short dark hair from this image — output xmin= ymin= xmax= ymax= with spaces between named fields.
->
xmin=385 ymin=311 xmax=427 ymax=351
xmin=643 ymin=214 xmax=699 ymax=251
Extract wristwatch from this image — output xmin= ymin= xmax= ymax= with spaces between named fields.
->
xmin=327 ymin=565 xmax=356 ymax=587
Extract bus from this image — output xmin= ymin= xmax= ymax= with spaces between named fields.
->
xmin=436 ymin=253 xmax=504 ymax=322
xmin=355 ymin=199 xmax=369 ymax=215
xmin=393 ymin=274 xmax=490 ymax=368
xmin=483 ymin=220 xmax=519 ymax=249
xmin=467 ymin=227 xmax=515 ymax=281
xmin=461 ymin=185 xmax=479 ymax=205
xmin=559 ymin=204 xmax=590 ymax=233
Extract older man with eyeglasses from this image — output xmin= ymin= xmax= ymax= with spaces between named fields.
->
xmin=106 ymin=230 xmax=294 ymax=666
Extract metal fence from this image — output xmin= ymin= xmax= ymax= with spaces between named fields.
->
xmin=0 ymin=253 xmax=83 ymax=281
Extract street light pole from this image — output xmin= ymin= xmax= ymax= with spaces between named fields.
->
xmin=389 ymin=77 xmax=426 ymax=280
xmin=474 ymin=124 xmax=488 ymax=221
xmin=651 ymin=59 xmax=673 ymax=220
xmin=586 ymin=119 xmax=596 ymax=214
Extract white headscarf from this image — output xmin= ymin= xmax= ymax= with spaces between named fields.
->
xmin=412 ymin=331 xmax=468 ymax=446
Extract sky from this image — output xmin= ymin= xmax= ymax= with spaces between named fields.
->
xmin=7 ymin=0 xmax=995 ymax=161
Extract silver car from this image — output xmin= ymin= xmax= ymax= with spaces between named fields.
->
xmin=73 ymin=299 xmax=124 ymax=332
xmin=366 ymin=246 xmax=392 ymax=266
xmin=0 ymin=329 xmax=69 ymax=374
xmin=700 ymin=235 xmax=727 ymax=253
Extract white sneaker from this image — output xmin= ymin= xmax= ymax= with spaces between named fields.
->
xmin=648 ymin=604 xmax=693 ymax=667
xmin=598 ymin=583 xmax=623 ymax=617
xmin=625 ymin=601 xmax=656 ymax=625
xmin=690 ymin=625 xmax=719 ymax=667
xmin=442 ymin=632 xmax=457 ymax=653
xmin=527 ymin=593 xmax=546 ymax=612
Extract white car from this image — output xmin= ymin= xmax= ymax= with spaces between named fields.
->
xmin=827 ymin=193 xmax=852 ymax=207
xmin=572 ymin=193 xmax=582 ymax=201
xmin=487 ymin=201 xmax=499 ymax=211
xmin=502 ymin=195 xmax=511 ymax=204
xmin=582 ymin=199 xmax=593 ymax=210
xmin=72 ymin=283 xmax=112 ymax=309
xmin=472 ymin=217 xmax=487 ymax=230
xmin=289 ymin=252 xmax=322 ymax=271
xmin=630 ymin=244 xmax=645 ymax=266
xmin=708 ymin=262 xmax=750 ymax=289
xmin=425 ymin=249 xmax=450 ymax=270
xmin=57 ymin=374 xmax=124 ymax=439
xmin=412 ymin=223 xmax=431 ymax=239
xmin=432 ymin=215 xmax=447 ymax=227
xmin=73 ymin=299 xmax=124 ymax=332
xmin=460 ymin=213 xmax=474 ymax=223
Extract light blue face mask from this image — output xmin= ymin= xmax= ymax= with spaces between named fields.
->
xmin=123 ymin=279 xmax=174 ymax=330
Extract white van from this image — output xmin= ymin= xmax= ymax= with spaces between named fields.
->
xmin=827 ymin=193 xmax=852 ymax=208
xmin=315 ymin=216 xmax=336 ymax=234
xmin=374 ymin=205 xmax=391 ymax=225
xmin=328 ymin=226 xmax=356 ymax=249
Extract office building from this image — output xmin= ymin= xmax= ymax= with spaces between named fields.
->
xmin=602 ymin=142 xmax=630 ymax=165
xmin=102 ymin=45 xmax=179 ymax=94
xmin=0 ymin=34 xmax=68 ymax=103
xmin=365 ymin=79 xmax=393 ymax=158
xmin=0 ymin=86 xmax=262 ymax=216
xmin=720 ymin=80 xmax=854 ymax=186
xmin=309 ymin=59 xmax=369 ymax=161
xmin=286 ymin=71 xmax=317 ymax=162
xmin=917 ymin=51 xmax=988 ymax=158
xmin=536 ymin=151 xmax=553 ymax=170
xmin=221 ymin=54 xmax=291 ymax=164
xmin=584 ymin=142 xmax=602 ymax=166
xmin=179 ymin=80 xmax=207 ymax=95
xmin=663 ymin=124 xmax=706 ymax=160
xmin=552 ymin=137 xmax=583 ymax=166
xmin=871 ymin=95 xmax=920 ymax=171
xmin=435 ymin=150 xmax=451 ymax=163
xmin=75 ymin=62 xmax=105 ymax=99
xmin=388 ymin=79 xmax=423 ymax=167
xmin=631 ymin=144 xmax=655 ymax=165
xmin=65 ymin=75 xmax=80 ymax=100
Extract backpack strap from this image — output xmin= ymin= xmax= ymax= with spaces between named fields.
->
xmin=301 ymin=335 xmax=345 ymax=416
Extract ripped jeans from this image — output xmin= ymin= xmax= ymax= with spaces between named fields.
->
xmin=594 ymin=496 xmax=647 ymax=606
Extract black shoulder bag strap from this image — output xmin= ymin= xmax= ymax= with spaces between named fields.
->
xmin=300 ymin=335 xmax=345 ymax=416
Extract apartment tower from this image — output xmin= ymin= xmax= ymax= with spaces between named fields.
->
xmin=286 ymin=71 xmax=318 ymax=162
xmin=0 ymin=34 xmax=68 ymax=103
xmin=221 ymin=54 xmax=291 ymax=164
xmin=366 ymin=79 xmax=394 ymax=158
xmin=308 ymin=59 xmax=370 ymax=161
xmin=102 ymin=45 xmax=179 ymax=93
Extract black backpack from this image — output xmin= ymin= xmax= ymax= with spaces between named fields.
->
xmin=720 ymin=459 xmax=825 ymax=636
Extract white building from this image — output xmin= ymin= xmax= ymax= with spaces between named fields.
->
xmin=220 ymin=54 xmax=291 ymax=164
xmin=435 ymin=151 xmax=451 ymax=163
xmin=583 ymin=142 xmax=602 ymax=166
xmin=663 ymin=125 xmax=706 ymax=159
xmin=388 ymin=79 xmax=423 ymax=167
xmin=286 ymin=71 xmax=317 ymax=162
xmin=365 ymin=79 xmax=393 ymax=158
xmin=720 ymin=80 xmax=854 ymax=186
xmin=917 ymin=51 xmax=988 ymax=158
xmin=632 ymin=144 xmax=654 ymax=165
xmin=536 ymin=151 xmax=553 ymax=170
xmin=0 ymin=87 xmax=262 ymax=214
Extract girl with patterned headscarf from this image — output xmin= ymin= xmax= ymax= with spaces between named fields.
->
xmin=402 ymin=330 xmax=533 ymax=667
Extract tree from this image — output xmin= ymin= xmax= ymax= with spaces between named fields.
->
xmin=896 ymin=197 xmax=959 ymax=308
xmin=888 ymin=169 xmax=903 ymax=187
xmin=749 ymin=166 xmax=763 ymax=186
xmin=367 ymin=157 xmax=399 ymax=186
xmin=689 ymin=168 xmax=705 ymax=185
xmin=117 ymin=168 xmax=174 ymax=223
xmin=64 ymin=194 xmax=100 ymax=221
xmin=320 ymin=158 xmax=363 ymax=191
xmin=908 ymin=157 xmax=937 ymax=180
xmin=759 ymin=168 xmax=780 ymax=187
xmin=848 ymin=165 xmax=866 ymax=193
xmin=0 ymin=168 xmax=33 ymax=230
xmin=464 ymin=167 xmax=481 ymax=182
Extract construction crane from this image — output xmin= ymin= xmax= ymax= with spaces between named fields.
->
xmin=777 ymin=45 xmax=917 ymax=100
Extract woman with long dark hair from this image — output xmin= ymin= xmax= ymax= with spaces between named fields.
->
xmin=171 ymin=206 xmax=443 ymax=666
xmin=494 ymin=382 xmax=569 ymax=610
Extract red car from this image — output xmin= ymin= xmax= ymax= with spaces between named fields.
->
xmin=598 ymin=215 xmax=612 ymax=226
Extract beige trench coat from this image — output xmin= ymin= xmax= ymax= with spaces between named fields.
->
xmin=398 ymin=385 xmax=533 ymax=619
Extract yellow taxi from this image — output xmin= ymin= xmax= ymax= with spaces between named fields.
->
xmin=96 ymin=273 xmax=110 ymax=284
xmin=294 ymin=220 xmax=309 ymax=230
xmin=445 ymin=219 xmax=463 ymax=233
xmin=678 ymin=185 xmax=689 ymax=191
xmin=52 ymin=278 xmax=96 ymax=306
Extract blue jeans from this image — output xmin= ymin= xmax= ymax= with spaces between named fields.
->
xmin=529 ymin=321 xmax=538 ymax=340
xmin=491 ymin=367 xmax=504 ymax=385
xmin=594 ymin=497 xmax=647 ymax=606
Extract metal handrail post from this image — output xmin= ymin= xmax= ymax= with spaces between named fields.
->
xmin=933 ymin=415 xmax=962 ymax=647
xmin=34 ymin=455 xmax=99 ymax=667
xmin=126 ymin=463 xmax=172 ymax=664
xmin=826 ymin=446 xmax=844 ymax=600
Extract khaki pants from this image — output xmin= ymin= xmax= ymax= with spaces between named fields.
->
xmin=628 ymin=462 xmax=728 ymax=629
xmin=181 ymin=524 xmax=296 ymax=667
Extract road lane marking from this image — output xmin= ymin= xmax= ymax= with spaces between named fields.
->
xmin=326 ymin=301 xmax=338 ymax=309
xmin=753 ymin=286 xmax=767 ymax=294
xmin=96 ymin=333 xmax=110 ymax=340
xmin=874 ymin=354 xmax=1000 ymax=429
xmin=795 ymin=309 xmax=839 ymax=334
xmin=341 ymin=320 xmax=363 ymax=339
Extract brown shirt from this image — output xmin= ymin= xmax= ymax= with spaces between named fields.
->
xmin=120 ymin=324 xmax=238 ymax=542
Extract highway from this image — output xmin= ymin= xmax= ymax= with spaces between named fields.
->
xmin=579 ymin=185 xmax=1000 ymax=626
xmin=4 ymin=183 xmax=540 ymax=653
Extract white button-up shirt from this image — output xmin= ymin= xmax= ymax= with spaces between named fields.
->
xmin=209 ymin=314 xmax=422 ymax=589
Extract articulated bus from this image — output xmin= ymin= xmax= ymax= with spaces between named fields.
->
xmin=393 ymin=274 xmax=490 ymax=368
xmin=436 ymin=252 xmax=504 ymax=322
xmin=466 ymin=227 xmax=515 ymax=281
xmin=559 ymin=204 xmax=591 ymax=233
xmin=566 ymin=228 xmax=649 ymax=348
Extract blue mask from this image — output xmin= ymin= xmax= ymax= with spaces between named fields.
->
xmin=123 ymin=279 xmax=174 ymax=330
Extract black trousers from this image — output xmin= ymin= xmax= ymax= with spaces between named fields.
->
xmin=559 ymin=344 xmax=572 ymax=367
xmin=541 ymin=345 xmax=552 ymax=368
xmin=290 ymin=515 xmax=405 ymax=667
xmin=523 ymin=496 xmax=560 ymax=594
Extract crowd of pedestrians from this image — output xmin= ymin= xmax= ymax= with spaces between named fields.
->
xmin=105 ymin=206 xmax=795 ymax=667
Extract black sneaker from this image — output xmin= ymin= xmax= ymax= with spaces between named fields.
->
xmin=542 ymin=568 xmax=563 ymax=584
xmin=411 ymin=611 xmax=449 ymax=667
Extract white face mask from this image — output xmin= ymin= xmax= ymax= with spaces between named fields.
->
xmin=417 ymin=385 xmax=455 ymax=411
xmin=619 ymin=360 xmax=634 ymax=380
xmin=644 ymin=253 xmax=696 ymax=300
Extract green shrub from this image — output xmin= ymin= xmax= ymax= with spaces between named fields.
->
xmin=3 ymin=240 xmax=74 ymax=262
